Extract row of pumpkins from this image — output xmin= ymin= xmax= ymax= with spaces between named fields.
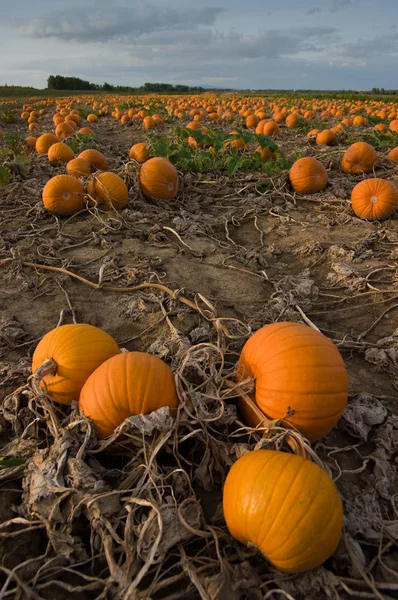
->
xmin=29 ymin=132 xmax=178 ymax=215
xmin=32 ymin=320 xmax=348 ymax=573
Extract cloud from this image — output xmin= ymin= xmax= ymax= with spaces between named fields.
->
xmin=14 ymin=2 xmax=225 ymax=42
xmin=306 ymin=8 xmax=321 ymax=14
xmin=329 ymin=0 xmax=357 ymax=11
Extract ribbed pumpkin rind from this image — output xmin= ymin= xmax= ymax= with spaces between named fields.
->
xmin=341 ymin=142 xmax=377 ymax=174
xmin=139 ymin=157 xmax=178 ymax=199
xmin=237 ymin=322 xmax=348 ymax=441
xmin=32 ymin=323 xmax=120 ymax=405
xmin=351 ymin=178 xmax=398 ymax=220
xmin=87 ymin=172 xmax=128 ymax=210
xmin=79 ymin=352 xmax=178 ymax=438
xmin=289 ymin=158 xmax=328 ymax=194
xmin=42 ymin=175 xmax=85 ymax=216
xmin=223 ymin=449 xmax=343 ymax=572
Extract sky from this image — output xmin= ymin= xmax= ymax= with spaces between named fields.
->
xmin=0 ymin=0 xmax=397 ymax=90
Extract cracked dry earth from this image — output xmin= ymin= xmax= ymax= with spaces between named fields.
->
xmin=0 ymin=111 xmax=397 ymax=599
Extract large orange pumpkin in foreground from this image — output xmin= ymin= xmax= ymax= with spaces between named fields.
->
xmin=351 ymin=178 xmax=398 ymax=221
xmin=87 ymin=172 xmax=128 ymax=210
xmin=237 ymin=322 xmax=348 ymax=442
xmin=79 ymin=352 xmax=178 ymax=438
xmin=32 ymin=324 xmax=120 ymax=405
xmin=341 ymin=142 xmax=377 ymax=174
xmin=139 ymin=157 xmax=178 ymax=199
xmin=42 ymin=175 xmax=85 ymax=216
xmin=289 ymin=157 xmax=328 ymax=194
xmin=223 ymin=450 xmax=343 ymax=572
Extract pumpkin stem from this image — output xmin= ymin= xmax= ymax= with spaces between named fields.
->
xmin=30 ymin=358 xmax=57 ymax=395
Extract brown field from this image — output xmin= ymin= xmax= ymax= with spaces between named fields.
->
xmin=0 ymin=93 xmax=397 ymax=599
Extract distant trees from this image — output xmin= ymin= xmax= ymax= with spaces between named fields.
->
xmin=46 ymin=75 xmax=207 ymax=93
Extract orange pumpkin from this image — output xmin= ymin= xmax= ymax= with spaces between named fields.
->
xmin=66 ymin=158 xmax=92 ymax=178
xmin=129 ymin=142 xmax=150 ymax=163
xmin=285 ymin=114 xmax=299 ymax=128
xmin=246 ymin=114 xmax=259 ymax=129
xmin=223 ymin=450 xmax=343 ymax=572
xmin=255 ymin=146 xmax=276 ymax=162
xmin=289 ymin=157 xmax=328 ymax=194
xmin=87 ymin=172 xmax=128 ymax=210
xmin=55 ymin=122 xmax=75 ymax=140
xmin=341 ymin=142 xmax=377 ymax=174
xmin=78 ymin=149 xmax=108 ymax=171
xmin=48 ymin=142 xmax=75 ymax=164
xmin=387 ymin=147 xmax=398 ymax=163
xmin=87 ymin=114 xmax=98 ymax=123
xmin=42 ymin=175 xmax=85 ymax=216
xmin=316 ymin=130 xmax=337 ymax=146
xmin=262 ymin=120 xmax=280 ymax=137
xmin=32 ymin=323 xmax=120 ymax=405
xmin=351 ymin=178 xmax=398 ymax=221
xmin=25 ymin=136 xmax=37 ymax=150
xmin=139 ymin=157 xmax=178 ymax=199
xmin=237 ymin=322 xmax=348 ymax=442
xmin=35 ymin=133 xmax=59 ymax=154
xmin=79 ymin=352 xmax=178 ymax=438
xmin=389 ymin=119 xmax=398 ymax=133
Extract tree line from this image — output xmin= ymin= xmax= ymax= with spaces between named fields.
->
xmin=47 ymin=75 xmax=208 ymax=93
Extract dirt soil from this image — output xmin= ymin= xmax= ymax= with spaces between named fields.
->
xmin=0 ymin=111 xmax=397 ymax=600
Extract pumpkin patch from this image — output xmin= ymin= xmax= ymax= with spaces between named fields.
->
xmin=0 ymin=89 xmax=397 ymax=598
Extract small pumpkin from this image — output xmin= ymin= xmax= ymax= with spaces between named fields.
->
xmin=351 ymin=178 xmax=398 ymax=221
xmin=55 ymin=122 xmax=75 ymax=140
xmin=341 ymin=142 xmax=377 ymax=174
xmin=262 ymin=120 xmax=280 ymax=137
xmin=129 ymin=142 xmax=150 ymax=163
xmin=48 ymin=142 xmax=75 ymax=164
xmin=223 ymin=450 xmax=343 ymax=572
xmin=255 ymin=146 xmax=276 ymax=163
xmin=289 ymin=157 xmax=328 ymax=194
xmin=78 ymin=149 xmax=108 ymax=171
xmin=139 ymin=157 xmax=178 ymax=199
xmin=35 ymin=133 xmax=59 ymax=154
xmin=66 ymin=158 xmax=92 ymax=178
xmin=32 ymin=323 xmax=120 ymax=405
xmin=389 ymin=119 xmax=398 ymax=133
xmin=42 ymin=174 xmax=85 ymax=216
xmin=87 ymin=171 xmax=128 ymax=210
xmin=87 ymin=114 xmax=98 ymax=123
xmin=285 ymin=114 xmax=299 ymax=128
xmin=236 ymin=322 xmax=348 ymax=442
xmin=79 ymin=352 xmax=178 ymax=438
xmin=316 ymin=130 xmax=337 ymax=146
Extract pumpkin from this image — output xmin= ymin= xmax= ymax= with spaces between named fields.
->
xmin=87 ymin=114 xmax=98 ymax=123
xmin=42 ymin=175 xmax=85 ymax=216
xmin=262 ymin=120 xmax=280 ymax=137
xmin=143 ymin=116 xmax=155 ymax=129
xmin=374 ymin=123 xmax=387 ymax=133
xmin=48 ymin=142 xmax=75 ymax=164
xmin=32 ymin=323 xmax=120 ymax=405
xmin=139 ymin=157 xmax=178 ymax=199
xmin=236 ymin=322 xmax=348 ymax=442
xmin=55 ymin=122 xmax=75 ymax=140
xmin=255 ymin=146 xmax=276 ymax=163
xmin=285 ymin=114 xmax=299 ymax=128
xmin=289 ymin=157 xmax=328 ymax=194
xmin=35 ymin=133 xmax=59 ymax=154
xmin=78 ymin=149 xmax=108 ymax=171
xmin=246 ymin=114 xmax=259 ymax=129
xmin=387 ymin=147 xmax=398 ymax=163
xmin=78 ymin=127 xmax=94 ymax=135
xmin=341 ymin=142 xmax=377 ymax=174
xmin=25 ymin=136 xmax=37 ymax=150
xmin=316 ymin=130 xmax=337 ymax=146
xmin=79 ymin=352 xmax=178 ymax=438
xmin=223 ymin=450 xmax=343 ymax=572
xmin=389 ymin=119 xmax=398 ymax=133
xmin=66 ymin=158 xmax=92 ymax=178
xmin=351 ymin=178 xmax=398 ymax=221
xmin=129 ymin=142 xmax=150 ymax=163
xmin=87 ymin=172 xmax=128 ymax=210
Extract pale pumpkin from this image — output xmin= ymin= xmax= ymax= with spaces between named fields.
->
xmin=223 ymin=450 xmax=343 ymax=572
xmin=139 ymin=157 xmax=178 ymax=199
xmin=42 ymin=175 xmax=85 ymax=216
xmin=79 ymin=352 xmax=178 ymax=438
xmin=289 ymin=157 xmax=328 ymax=194
xmin=87 ymin=172 xmax=128 ymax=210
xmin=237 ymin=322 xmax=348 ymax=442
xmin=32 ymin=323 xmax=120 ymax=405
xmin=351 ymin=178 xmax=398 ymax=221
